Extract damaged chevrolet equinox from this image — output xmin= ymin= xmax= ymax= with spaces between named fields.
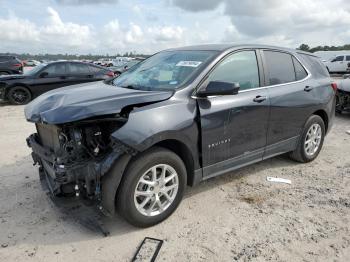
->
xmin=25 ymin=45 xmax=336 ymax=227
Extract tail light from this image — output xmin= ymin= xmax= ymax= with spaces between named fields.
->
xmin=13 ymin=63 xmax=22 ymax=68
xmin=105 ymin=71 xmax=115 ymax=77
xmin=331 ymin=82 xmax=337 ymax=92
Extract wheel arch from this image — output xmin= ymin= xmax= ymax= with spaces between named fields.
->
xmin=152 ymin=139 xmax=197 ymax=186
xmin=312 ymin=109 xmax=329 ymax=133
xmin=5 ymin=83 xmax=32 ymax=99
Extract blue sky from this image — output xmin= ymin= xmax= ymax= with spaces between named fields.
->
xmin=1 ymin=0 xmax=350 ymax=54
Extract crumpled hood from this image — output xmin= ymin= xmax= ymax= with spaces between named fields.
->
xmin=24 ymin=81 xmax=174 ymax=124
xmin=0 ymin=74 xmax=26 ymax=81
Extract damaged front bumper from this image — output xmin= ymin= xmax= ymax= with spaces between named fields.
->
xmin=26 ymin=133 xmax=131 ymax=216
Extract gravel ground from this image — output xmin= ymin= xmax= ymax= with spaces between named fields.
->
xmin=0 ymin=104 xmax=349 ymax=262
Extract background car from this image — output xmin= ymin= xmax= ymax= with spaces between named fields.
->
xmin=23 ymin=60 xmax=41 ymax=67
xmin=0 ymin=55 xmax=23 ymax=75
xmin=324 ymin=54 xmax=350 ymax=73
xmin=109 ymin=59 xmax=143 ymax=76
xmin=0 ymin=61 xmax=115 ymax=105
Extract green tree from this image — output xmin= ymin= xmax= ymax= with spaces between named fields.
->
xmin=298 ymin=44 xmax=310 ymax=52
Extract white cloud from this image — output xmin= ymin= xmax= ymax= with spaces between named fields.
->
xmin=40 ymin=7 xmax=94 ymax=50
xmin=0 ymin=16 xmax=39 ymax=43
xmin=172 ymin=0 xmax=350 ymax=47
xmin=148 ymin=26 xmax=184 ymax=43
xmin=125 ymin=23 xmax=143 ymax=43
xmin=3 ymin=0 xmax=350 ymax=54
xmin=0 ymin=7 xmax=95 ymax=53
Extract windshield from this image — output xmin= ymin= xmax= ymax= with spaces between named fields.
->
xmin=112 ymin=50 xmax=218 ymax=91
xmin=24 ymin=63 xmax=47 ymax=75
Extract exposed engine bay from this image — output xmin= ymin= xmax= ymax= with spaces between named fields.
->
xmin=336 ymin=78 xmax=350 ymax=113
xmin=27 ymin=112 xmax=130 ymax=205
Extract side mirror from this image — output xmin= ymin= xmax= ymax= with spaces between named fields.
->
xmin=39 ymin=72 xmax=48 ymax=78
xmin=197 ymin=81 xmax=240 ymax=97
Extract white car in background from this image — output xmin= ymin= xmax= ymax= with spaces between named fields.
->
xmin=324 ymin=54 xmax=350 ymax=73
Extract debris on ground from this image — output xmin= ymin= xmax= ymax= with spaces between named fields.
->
xmin=266 ymin=176 xmax=292 ymax=184
xmin=132 ymin=237 xmax=163 ymax=262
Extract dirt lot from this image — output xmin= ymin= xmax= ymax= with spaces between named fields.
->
xmin=0 ymin=104 xmax=349 ymax=262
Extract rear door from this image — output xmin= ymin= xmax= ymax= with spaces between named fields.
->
xmin=66 ymin=62 xmax=96 ymax=85
xmin=261 ymin=50 xmax=318 ymax=158
xmin=197 ymin=50 xmax=270 ymax=178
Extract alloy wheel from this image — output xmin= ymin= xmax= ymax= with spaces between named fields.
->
xmin=304 ymin=123 xmax=322 ymax=156
xmin=11 ymin=89 xmax=29 ymax=104
xmin=134 ymin=164 xmax=179 ymax=217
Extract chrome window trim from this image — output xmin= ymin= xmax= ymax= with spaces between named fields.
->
xmin=191 ymin=48 xmax=313 ymax=98
xmin=238 ymin=51 xmax=312 ymax=94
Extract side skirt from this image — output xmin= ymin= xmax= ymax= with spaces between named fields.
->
xmin=197 ymin=136 xmax=299 ymax=182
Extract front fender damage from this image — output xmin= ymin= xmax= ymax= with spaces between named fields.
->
xmin=27 ymin=132 xmax=136 ymax=216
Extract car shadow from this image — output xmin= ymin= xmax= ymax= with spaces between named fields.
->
xmin=0 ymin=153 xmax=299 ymax=247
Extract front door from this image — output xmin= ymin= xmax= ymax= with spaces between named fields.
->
xmin=33 ymin=63 xmax=69 ymax=96
xmin=196 ymin=50 xmax=270 ymax=178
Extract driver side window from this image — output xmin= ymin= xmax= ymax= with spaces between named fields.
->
xmin=41 ymin=63 xmax=67 ymax=76
xmin=207 ymin=51 xmax=260 ymax=91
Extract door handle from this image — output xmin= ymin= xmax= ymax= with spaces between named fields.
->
xmin=60 ymin=76 xmax=67 ymax=79
xmin=304 ymin=86 xmax=313 ymax=92
xmin=253 ymin=95 xmax=267 ymax=103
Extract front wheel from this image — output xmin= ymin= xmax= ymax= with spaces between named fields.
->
xmin=8 ymin=86 xmax=32 ymax=105
xmin=117 ymin=147 xmax=187 ymax=227
xmin=289 ymin=115 xmax=325 ymax=163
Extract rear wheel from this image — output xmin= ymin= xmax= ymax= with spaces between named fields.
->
xmin=117 ymin=147 xmax=186 ymax=227
xmin=8 ymin=86 xmax=32 ymax=105
xmin=289 ymin=115 xmax=325 ymax=163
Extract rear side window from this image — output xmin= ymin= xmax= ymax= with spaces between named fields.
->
xmin=299 ymin=54 xmax=329 ymax=78
xmin=292 ymin=57 xmax=308 ymax=80
xmin=67 ymin=63 xmax=90 ymax=74
xmin=346 ymin=56 xmax=350 ymax=61
xmin=264 ymin=51 xmax=295 ymax=85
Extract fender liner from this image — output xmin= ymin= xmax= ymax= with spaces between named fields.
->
xmin=100 ymin=154 xmax=132 ymax=216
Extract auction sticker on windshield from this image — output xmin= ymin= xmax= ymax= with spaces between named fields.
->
xmin=176 ymin=61 xmax=202 ymax=67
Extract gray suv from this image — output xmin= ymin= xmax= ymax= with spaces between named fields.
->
xmin=25 ymin=44 xmax=336 ymax=227
xmin=0 ymin=55 xmax=23 ymax=75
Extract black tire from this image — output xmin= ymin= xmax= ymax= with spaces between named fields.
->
xmin=117 ymin=147 xmax=187 ymax=227
xmin=8 ymin=86 xmax=32 ymax=105
xmin=114 ymin=71 xmax=121 ymax=77
xmin=0 ymin=71 xmax=9 ymax=76
xmin=335 ymin=95 xmax=343 ymax=114
xmin=289 ymin=115 xmax=325 ymax=163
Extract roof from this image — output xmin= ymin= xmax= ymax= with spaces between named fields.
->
xmin=166 ymin=43 xmax=316 ymax=56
